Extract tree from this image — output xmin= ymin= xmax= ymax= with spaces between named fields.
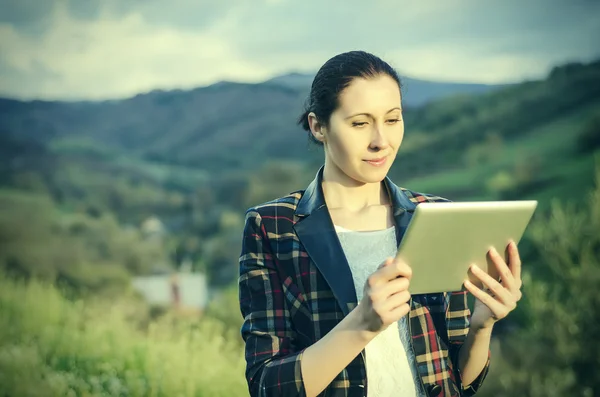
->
xmin=479 ymin=160 xmax=600 ymax=397
xmin=577 ymin=115 xmax=600 ymax=153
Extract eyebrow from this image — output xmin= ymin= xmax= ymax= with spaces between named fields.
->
xmin=345 ymin=107 xmax=402 ymax=120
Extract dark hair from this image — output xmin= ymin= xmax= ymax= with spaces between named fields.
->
xmin=297 ymin=51 xmax=402 ymax=145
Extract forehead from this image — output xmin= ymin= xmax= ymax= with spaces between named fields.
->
xmin=336 ymin=74 xmax=401 ymax=115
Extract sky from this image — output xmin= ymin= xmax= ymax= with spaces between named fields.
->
xmin=0 ymin=0 xmax=599 ymax=100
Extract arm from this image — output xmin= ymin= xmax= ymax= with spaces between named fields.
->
xmin=301 ymin=308 xmax=377 ymax=396
xmin=459 ymin=242 xmax=524 ymax=393
xmin=458 ymin=325 xmax=493 ymax=387
xmin=239 ymin=210 xmax=306 ymax=397
xmin=239 ymin=210 xmax=412 ymax=397
xmin=303 ymin=257 xmax=414 ymax=397
xmin=444 ymin=291 xmax=491 ymax=396
xmin=239 ymin=210 xmax=375 ymax=397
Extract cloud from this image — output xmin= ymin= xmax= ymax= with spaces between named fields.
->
xmin=0 ymin=0 xmax=54 ymax=25
xmin=0 ymin=1 xmax=262 ymax=100
xmin=0 ymin=0 xmax=598 ymax=100
xmin=210 ymin=0 xmax=600 ymax=83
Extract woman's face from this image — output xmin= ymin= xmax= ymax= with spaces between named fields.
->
xmin=313 ymin=74 xmax=404 ymax=185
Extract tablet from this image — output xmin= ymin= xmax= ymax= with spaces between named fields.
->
xmin=396 ymin=200 xmax=538 ymax=295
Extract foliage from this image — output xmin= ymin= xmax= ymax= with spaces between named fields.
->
xmin=0 ymin=273 xmax=247 ymax=397
xmin=0 ymin=189 xmax=167 ymax=294
xmin=203 ymin=284 xmax=245 ymax=340
xmin=477 ymin=160 xmax=600 ymax=397
xmin=577 ymin=114 xmax=600 ymax=153
xmin=1 ymin=59 xmax=599 ymax=287
xmin=0 ymin=58 xmax=598 ymax=395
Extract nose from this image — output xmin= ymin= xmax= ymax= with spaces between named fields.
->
xmin=369 ymin=124 xmax=390 ymax=151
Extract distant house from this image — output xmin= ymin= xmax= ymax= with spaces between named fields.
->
xmin=131 ymin=272 xmax=209 ymax=312
xmin=141 ymin=216 xmax=166 ymax=240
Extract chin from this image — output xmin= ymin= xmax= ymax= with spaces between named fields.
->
xmin=361 ymin=173 xmax=387 ymax=184
xmin=354 ymin=165 xmax=390 ymax=184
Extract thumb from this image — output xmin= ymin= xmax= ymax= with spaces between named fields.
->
xmin=378 ymin=257 xmax=395 ymax=270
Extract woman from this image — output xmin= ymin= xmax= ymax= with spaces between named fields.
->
xmin=238 ymin=51 xmax=523 ymax=397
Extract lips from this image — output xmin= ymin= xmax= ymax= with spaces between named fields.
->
xmin=364 ymin=157 xmax=387 ymax=166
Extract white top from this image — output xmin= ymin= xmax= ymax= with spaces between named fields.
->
xmin=335 ymin=225 xmax=426 ymax=397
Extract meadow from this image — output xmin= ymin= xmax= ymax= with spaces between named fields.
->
xmin=0 ymin=59 xmax=599 ymax=396
xmin=1 ymin=162 xmax=598 ymax=396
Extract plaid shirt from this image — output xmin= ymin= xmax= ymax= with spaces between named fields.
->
xmin=239 ymin=166 xmax=490 ymax=397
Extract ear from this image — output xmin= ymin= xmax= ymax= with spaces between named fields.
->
xmin=308 ymin=112 xmax=327 ymax=143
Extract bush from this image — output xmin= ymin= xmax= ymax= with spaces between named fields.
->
xmin=0 ymin=273 xmax=248 ymax=397
xmin=577 ymin=115 xmax=600 ymax=153
xmin=478 ymin=160 xmax=600 ymax=397
xmin=485 ymin=170 xmax=518 ymax=196
xmin=0 ymin=190 xmax=169 ymax=295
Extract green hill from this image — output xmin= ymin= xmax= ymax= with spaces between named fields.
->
xmin=0 ymin=59 xmax=599 ymax=397
xmin=0 ymin=59 xmax=598 ymax=289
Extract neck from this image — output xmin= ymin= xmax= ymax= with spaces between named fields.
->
xmin=321 ymin=160 xmax=389 ymax=212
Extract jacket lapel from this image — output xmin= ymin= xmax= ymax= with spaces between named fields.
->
xmin=293 ymin=167 xmax=357 ymax=316
xmin=385 ymin=179 xmax=418 ymax=247
xmin=293 ymin=166 xmax=416 ymax=316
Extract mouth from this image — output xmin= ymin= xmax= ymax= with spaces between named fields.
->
xmin=363 ymin=157 xmax=387 ymax=167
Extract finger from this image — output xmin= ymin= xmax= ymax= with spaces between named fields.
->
xmin=382 ymin=290 xmax=411 ymax=312
xmin=508 ymin=240 xmax=522 ymax=283
xmin=384 ymin=302 xmax=410 ymax=322
xmin=470 ymin=264 xmax=513 ymax=305
xmin=380 ymin=276 xmax=410 ymax=296
xmin=377 ymin=257 xmax=395 ymax=270
xmin=464 ymin=280 xmax=509 ymax=319
xmin=489 ymin=247 xmax=516 ymax=291
xmin=368 ymin=277 xmax=410 ymax=306
xmin=368 ymin=258 xmax=395 ymax=288
xmin=379 ymin=257 xmax=412 ymax=281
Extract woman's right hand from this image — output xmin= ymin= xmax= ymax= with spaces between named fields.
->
xmin=356 ymin=257 xmax=413 ymax=333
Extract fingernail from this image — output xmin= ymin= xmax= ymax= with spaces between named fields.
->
xmin=472 ymin=264 xmax=481 ymax=272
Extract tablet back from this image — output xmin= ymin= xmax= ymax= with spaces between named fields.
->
xmin=396 ymin=200 xmax=538 ymax=295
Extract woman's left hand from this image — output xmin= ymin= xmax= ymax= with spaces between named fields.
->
xmin=464 ymin=240 xmax=523 ymax=330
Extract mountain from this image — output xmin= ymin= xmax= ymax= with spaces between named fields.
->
xmin=265 ymin=72 xmax=508 ymax=107
xmin=0 ymin=59 xmax=598 ymax=291
xmin=0 ymin=72 xmax=510 ymax=174
xmin=264 ymin=72 xmax=314 ymax=90
xmin=0 ymin=82 xmax=309 ymax=172
xmin=0 ymin=59 xmax=598 ymax=196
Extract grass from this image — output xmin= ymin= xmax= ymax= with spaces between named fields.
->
xmin=401 ymin=101 xmax=600 ymax=209
xmin=0 ymin=274 xmax=249 ymax=397
xmin=50 ymin=136 xmax=210 ymax=190
xmin=112 ymin=157 xmax=210 ymax=188
xmin=524 ymin=153 xmax=598 ymax=207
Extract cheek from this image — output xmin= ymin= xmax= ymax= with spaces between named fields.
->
xmin=391 ymin=125 xmax=405 ymax=146
xmin=329 ymin=136 xmax=356 ymax=163
xmin=328 ymin=128 xmax=359 ymax=156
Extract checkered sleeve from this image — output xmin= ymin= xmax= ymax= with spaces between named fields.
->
xmin=445 ymin=291 xmax=491 ymax=396
xmin=238 ymin=209 xmax=307 ymax=397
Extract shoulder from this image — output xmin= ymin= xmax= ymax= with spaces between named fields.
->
xmin=244 ymin=190 xmax=304 ymax=228
xmin=398 ymin=187 xmax=453 ymax=204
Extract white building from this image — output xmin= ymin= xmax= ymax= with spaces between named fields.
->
xmin=132 ymin=272 xmax=209 ymax=310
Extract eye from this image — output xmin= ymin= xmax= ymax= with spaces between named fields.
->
xmin=386 ymin=118 xmax=401 ymax=124
xmin=352 ymin=121 xmax=368 ymax=127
